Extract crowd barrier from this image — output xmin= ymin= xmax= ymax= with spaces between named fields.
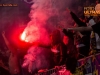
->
xmin=35 ymin=53 xmax=100 ymax=75
xmin=74 ymin=53 xmax=100 ymax=75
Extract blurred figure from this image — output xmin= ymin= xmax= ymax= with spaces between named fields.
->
xmin=62 ymin=29 xmax=78 ymax=74
xmin=67 ymin=21 xmax=100 ymax=37
xmin=66 ymin=8 xmax=90 ymax=58
xmin=2 ymin=31 xmax=20 ymax=75
xmin=50 ymin=29 xmax=67 ymax=66
xmin=74 ymin=23 xmax=90 ymax=59
xmin=87 ymin=16 xmax=100 ymax=54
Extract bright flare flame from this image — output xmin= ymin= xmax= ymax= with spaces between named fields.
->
xmin=20 ymin=25 xmax=40 ymax=43
xmin=21 ymin=31 xmax=26 ymax=41
xmin=21 ymin=31 xmax=29 ymax=42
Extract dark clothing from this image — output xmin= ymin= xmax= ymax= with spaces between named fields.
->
xmin=70 ymin=11 xmax=86 ymax=27
xmin=66 ymin=57 xmax=77 ymax=73
xmin=63 ymin=11 xmax=91 ymax=72
xmin=51 ymin=42 xmax=67 ymax=66
xmin=62 ymin=29 xmax=78 ymax=58
xmin=63 ymin=29 xmax=78 ymax=73
xmin=0 ymin=67 xmax=10 ymax=75
xmin=59 ymin=43 xmax=67 ymax=65
xmin=70 ymin=11 xmax=90 ymax=58
xmin=74 ymin=34 xmax=90 ymax=59
xmin=70 ymin=11 xmax=91 ymax=35
xmin=81 ymin=35 xmax=90 ymax=56
xmin=63 ymin=29 xmax=90 ymax=58
xmin=92 ymin=22 xmax=100 ymax=37
xmin=63 ymin=29 xmax=74 ymax=40
xmin=78 ymin=46 xmax=89 ymax=58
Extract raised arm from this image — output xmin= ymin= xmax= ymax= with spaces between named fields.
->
xmin=2 ymin=31 xmax=16 ymax=55
xmin=66 ymin=8 xmax=86 ymax=26
xmin=67 ymin=26 xmax=93 ymax=32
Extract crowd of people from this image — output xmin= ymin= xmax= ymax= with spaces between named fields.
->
xmin=0 ymin=0 xmax=100 ymax=75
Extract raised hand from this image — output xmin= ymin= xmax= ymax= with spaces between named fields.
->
xmin=2 ymin=31 xmax=9 ymax=45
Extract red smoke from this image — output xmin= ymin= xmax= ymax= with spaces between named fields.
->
xmin=20 ymin=22 xmax=50 ymax=45
xmin=20 ymin=24 xmax=40 ymax=43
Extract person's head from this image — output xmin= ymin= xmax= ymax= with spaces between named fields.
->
xmin=63 ymin=35 xmax=69 ymax=45
xmin=50 ymin=29 xmax=61 ymax=46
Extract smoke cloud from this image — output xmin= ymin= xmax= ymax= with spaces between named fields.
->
xmin=22 ymin=46 xmax=53 ymax=73
xmin=22 ymin=0 xmax=79 ymax=73
xmin=0 ymin=0 xmax=81 ymax=73
xmin=21 ymin=0 xmax=77 ymax=45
